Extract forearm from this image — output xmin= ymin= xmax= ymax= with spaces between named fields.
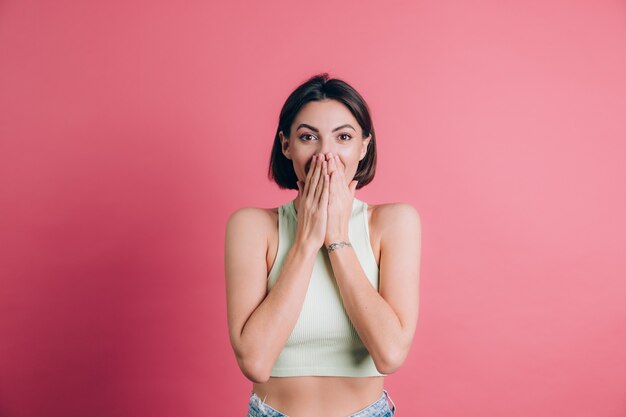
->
xmin=328 ymin=245 xmax=406 ymax=373
xmin=238 ymin=241 xmax=317 ymax=380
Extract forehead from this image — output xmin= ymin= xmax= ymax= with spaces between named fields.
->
xmin=292 ymin=99 xmax=359 ymax=129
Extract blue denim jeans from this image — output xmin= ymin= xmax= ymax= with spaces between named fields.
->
xmin=247 ymin=388 xmax=396 ymax=417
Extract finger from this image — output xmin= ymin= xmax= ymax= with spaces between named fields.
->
xmin=334 ymin=155 xmax=346 ymax=179
xmin=326 ymin=153 xmax=335 ymax=175
xmin=328 ymin=153 xmax=336 ymax=176
xmin=334 ymin=155 xmax=351 ymax=189
xmin=329 ymin=169 xmax=337 ymax=199
xmin=329 ymin=156 xmax=343 ymax=191
xmin=304 ymin=154 xmax=321 ymax=198
xmin=321 ymin=171 xmax=330 ymax=208
xmin=307 ymin=154 xmax=323 ymax=201
xmin=314 ymin=159 xmax=327 ymax=203
xmin=302 ymin=155 xmax=316 ymax=197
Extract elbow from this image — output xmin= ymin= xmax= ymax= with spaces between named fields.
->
xmin=231 ymin=337 xmax=272 ymax=383
xmin=375 ymin=358 xmax=401 ymax=376
xmin=238 ymin=354 xmax=271 ymax=384
xmin=376 ymin=345 xmax=409 ymax=375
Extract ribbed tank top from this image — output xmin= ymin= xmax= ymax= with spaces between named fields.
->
xmin=267 ymin=197 xmax=386 ymax=377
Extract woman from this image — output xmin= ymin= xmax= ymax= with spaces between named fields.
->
xmin=225 ymin=73 xmax=421 ymax=417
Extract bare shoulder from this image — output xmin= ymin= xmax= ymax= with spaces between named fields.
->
xmin=369 ymin=201 xmax=421 ymax=236
xmin=226 ymin=206 xmax=277 ymax=238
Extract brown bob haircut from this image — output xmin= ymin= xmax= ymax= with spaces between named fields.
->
xmin=268 ymin=73 xmax=377 ymax=190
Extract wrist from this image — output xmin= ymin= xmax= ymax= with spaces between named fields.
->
xmin=292 ymin=238 xmax=322 ymax=258
xmin=325 ymin=240 xmax=352 ymax=252
xmin=325 ymin=233 xmax=350 ymax=246
xmin=324 ymin=232 xmax=351 ymax=251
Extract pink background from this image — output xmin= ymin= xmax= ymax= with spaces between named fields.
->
xmin=1 ymin=0 xmax=625 ymax=416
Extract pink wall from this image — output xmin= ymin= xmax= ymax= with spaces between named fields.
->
xmin=1 ymin=0 xmax=625 ymax=416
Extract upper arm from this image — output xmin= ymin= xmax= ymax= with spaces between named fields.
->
xmin=377 ymin=203 xmax=422 ymax=352
xmin=224 ymin=207 xmax=273 ymax=358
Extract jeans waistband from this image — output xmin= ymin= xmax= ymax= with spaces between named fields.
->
xmin=382 ymin=388 xmax=396 ymax=412
xmin=249 ymin=388 xmax=397 ymax=416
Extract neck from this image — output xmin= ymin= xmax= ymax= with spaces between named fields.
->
xmin=293 ymin=194 xmax=300 ymax=215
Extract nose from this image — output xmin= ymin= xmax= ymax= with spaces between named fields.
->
xmin=318 ymin=140 xmax=336 ymax=159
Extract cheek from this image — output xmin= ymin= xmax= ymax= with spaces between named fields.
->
xmin=336 ymin=150 xmax=360 ymax=171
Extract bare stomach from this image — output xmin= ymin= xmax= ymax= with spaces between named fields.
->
xmin=251 ymin=375 xmax=385 ymax=417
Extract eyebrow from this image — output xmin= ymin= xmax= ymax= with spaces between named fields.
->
xmin=296 ymin=123 xmax=356 ymax=133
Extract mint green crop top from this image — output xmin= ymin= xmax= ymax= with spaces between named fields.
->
xmin=267 ymin=197 xmax=386 ymax=377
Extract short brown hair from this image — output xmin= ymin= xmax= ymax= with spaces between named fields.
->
xmin=268 ymin=73 xmax=377 ymax=190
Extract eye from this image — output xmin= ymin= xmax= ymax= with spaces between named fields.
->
xmin=299 ymin=134 xmax=316 ymax=141
xmin=338 ymin=134 xmax=352 ymax=141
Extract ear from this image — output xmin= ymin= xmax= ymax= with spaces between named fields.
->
xmin=279 ymin=131 xmax=292 ymax=160
xmin=359 ymin=133 xmax=372 ymax=161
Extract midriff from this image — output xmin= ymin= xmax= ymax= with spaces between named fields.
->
xmin=252 ymin=375 xmax=385 ymax=417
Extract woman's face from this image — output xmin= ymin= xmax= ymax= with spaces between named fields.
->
xmin=279 ymin=99 xmax=372 ymax=185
